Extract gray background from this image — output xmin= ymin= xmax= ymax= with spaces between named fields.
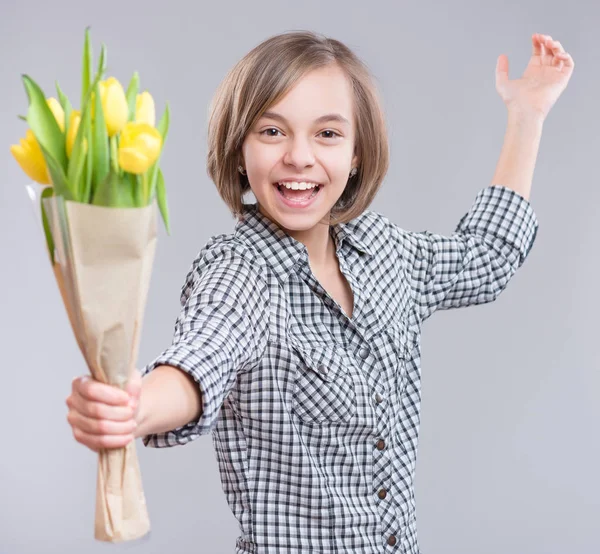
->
xmin=1 ymin=0 xmax=598 ymax=553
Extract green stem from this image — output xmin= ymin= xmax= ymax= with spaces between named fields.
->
xmin=110 ymin=136 xmax=119 ymax=173
xmin=142 ymin=173 xmax=149 ymax=205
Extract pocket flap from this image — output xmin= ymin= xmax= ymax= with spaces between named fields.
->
xmin=289 ymin=338 xmax=349 ymax=383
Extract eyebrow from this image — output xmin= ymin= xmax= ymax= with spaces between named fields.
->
xmin=260 ymin=111 xmax=351 ymax=126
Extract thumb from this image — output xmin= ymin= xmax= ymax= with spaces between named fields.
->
xmin=125 ymin=368 xmax=143 ymax=402
xmin=495 ymin=54 xmax=509 ymax=90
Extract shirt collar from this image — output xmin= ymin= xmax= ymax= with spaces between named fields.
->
xmin=234 ymin=203 xmax=375 ymax=282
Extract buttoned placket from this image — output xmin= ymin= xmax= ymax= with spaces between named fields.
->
xmin=297 ymin=229 xmax=401 ymax=549
xmin=338 ymin=241 xmax=400 ymax=549
xmin=360 ymin=341 xmax=399 ymax=549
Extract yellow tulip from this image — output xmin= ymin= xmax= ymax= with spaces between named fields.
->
xmin=66 ymin=110 xmax=83 ymax=158
xmin=10 ymin=129 xmax=51 ymax=184
xmin=9 ymin=98 xmax=65 ymax=185
xmin=46 ymin=97 xmax=65 ymax=131
xmin=118 ymin=122 xmax=162 ymax=174
xmin=98 ymin=77 xmax=128 ymax=137
xmin=135 ymin=91 xmax=155 ymax=127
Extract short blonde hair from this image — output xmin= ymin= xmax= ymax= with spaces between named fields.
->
xmin=206 ymin=30 xmax=390 ymax=224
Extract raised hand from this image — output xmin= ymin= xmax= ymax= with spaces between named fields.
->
xmin=495 ymin=33 xmax=575 ymax=121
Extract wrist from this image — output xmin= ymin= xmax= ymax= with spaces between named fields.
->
xmin=507 ymin=107 xmax=545 ymax=127
xmin=132 ymin=374 xmax=149 ymax=439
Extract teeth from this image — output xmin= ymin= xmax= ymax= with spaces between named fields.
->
xmin=277 ymin=181 xmax=320 ymax=190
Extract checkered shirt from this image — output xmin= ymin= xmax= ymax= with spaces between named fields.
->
xmin=141 ymin=184 xmax=539 ymax=553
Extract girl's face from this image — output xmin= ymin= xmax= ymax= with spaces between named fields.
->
xmin=241 ymin=64 xmax=359 ymax=232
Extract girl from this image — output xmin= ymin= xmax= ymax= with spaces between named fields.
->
xmin=66 ymin=30 xmax=573 ymax=553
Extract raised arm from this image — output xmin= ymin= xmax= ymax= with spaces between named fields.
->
xmin=388 ymin=185 xmax=539 ymax=326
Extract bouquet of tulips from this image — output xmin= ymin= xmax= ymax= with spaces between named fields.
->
xmin=10 ymin=28 xmax=171 ymax=542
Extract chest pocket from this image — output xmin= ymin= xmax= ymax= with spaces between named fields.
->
xmin=289 ymin=339 xmax=357 ymax=424
xmin=386 ymin=324 xmax=409 ymax=395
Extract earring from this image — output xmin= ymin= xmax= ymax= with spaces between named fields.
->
xmin=238 ymin=165 xmax=247 ymax=176
xmin=349 ymin=167 xmax=358 ymax=177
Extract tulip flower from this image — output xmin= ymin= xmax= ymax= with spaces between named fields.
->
xmin=46 ymin=97 xmax=65 ymax=131
xmin=118 ymin=122 xmax=162 ymax=174
xmin=99 ymin=77 xmax=128 ymax=137
xmin=66 ymin=110 xmax=83 ymax=158
xmin=10 ymin=129 xmax=51 ymax=184
xmin=135 ymin=91 xmax=155 ymax=127
xmin=9 ymin=97 xmax=66 ymax=185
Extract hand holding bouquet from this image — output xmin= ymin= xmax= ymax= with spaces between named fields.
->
xmin=10 ymin=28 xmax=171 ymax=542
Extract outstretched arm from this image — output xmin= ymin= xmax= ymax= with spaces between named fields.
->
xmin=139 ymin=243 xmax=270 ymax=448
xmin=135 ymin=364 xmax=203 ymax=440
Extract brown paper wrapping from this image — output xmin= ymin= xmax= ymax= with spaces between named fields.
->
xmin=43 ymin=194 xmax=156 ymax=542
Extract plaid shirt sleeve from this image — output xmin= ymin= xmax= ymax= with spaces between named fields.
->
xmin=140 ymin=242 xmax=270 ymax=448
xmin=392 ymin=185 xmax=539 ymax=324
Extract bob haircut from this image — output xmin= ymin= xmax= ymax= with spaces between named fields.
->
xmin=206 ymin=30 xmax=390 ymax=225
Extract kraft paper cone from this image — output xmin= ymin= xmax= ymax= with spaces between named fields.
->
xmin=42 ymin=194 xmax=157 ymax=542
xmin=95 ymin=439 xmax=149 ymax=541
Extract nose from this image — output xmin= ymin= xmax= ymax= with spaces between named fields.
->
xmin=283 ymin=136 xmax=315 ymax=169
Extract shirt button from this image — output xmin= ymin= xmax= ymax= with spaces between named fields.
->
xmin=376 ymin=439 xmax=385 ymax=451
xmin=387 ymin=535 xmax=397 ymax=546
xmin=377 ymin=488 xmax=387 ymax=499
xmin=318 ymin=364 xmax=327 ymax=374
xmin=358 ymin=347 xmax=370 ymax=359
xmin=375 ymin=393 xmax=383 ymax=404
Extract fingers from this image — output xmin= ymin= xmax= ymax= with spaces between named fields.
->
xmin=533 ymin=33 xmax=574 ymax=70
xmin=555 ymin=50 xmax=574 ymax=69
xmin=72 ymin=427 xmax=135 ymax=453
xmin=72 ymin=375 xmax=130 ymax=406
xmin=67 ymin=409 xmax=136 ymax=436
xmin=67 ymin=374 xmax=138 ymax=453
xmin=532 ymin=33 xmax=545 ymax=57
xmin=550 ymin=41 xmax=574 ymax=71
xmin=66 ymin=392 xmax=134 ymax=421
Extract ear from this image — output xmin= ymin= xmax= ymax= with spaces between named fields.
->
xmin=238 ymin=147 xmax=246 ymax=167
xmin=351 ymin=153 xmax=359 ymax=169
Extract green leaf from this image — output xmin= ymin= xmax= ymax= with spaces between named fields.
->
xmin=91 ymin=47 xmax=109 ymax=196
xmin=92 ymin=167 xmax=136 ymax=207
xmin=67 ymin=106 xmax=88 ymax=199
xmin=134 ymin=174 xmax=144 ymax=206
xmin=125 ymin=71 xmax=139 ymax=122
xmin=148 ymin=102 xmax=170 ymax=202
xmin=55 ymin=81 xmax=73 ymax=141
xmin=83 ymin=124 xmax=93 ymax=203
xmin=156 ymin=102 xmax=170 ymax=141
xmin=81 ymin=27 xmax=93 ymax=109
xmin=96 ymin=42 xmax=107 ymax=80
xmin=40 ymin=186 xmax=56 ymax=265
xmin=55 ymin=81 xmax=71 ymax=110
xmin=21 ymin=74 xmax=67 ymax=172
xmin=18 ymin=114 xmax=27 ymax=121
xmin=156 ymin=168 xmax=170 ymax=235
xmin=68 ymin=48 xmax=105 ymax=201
xmin=39 ymin=147 xmax=72 ymax=200
xmin=91 ymin=165 xmax=117 ymax=206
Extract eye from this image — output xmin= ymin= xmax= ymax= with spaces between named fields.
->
xmin=259 ymin=128 xmax=342 ymax=139
xmin=260 ymin=128 xmax=283 ymax=137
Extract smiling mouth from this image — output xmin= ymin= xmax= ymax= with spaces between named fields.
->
xmin=273 ymin=182 xmax=322 ymax=201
